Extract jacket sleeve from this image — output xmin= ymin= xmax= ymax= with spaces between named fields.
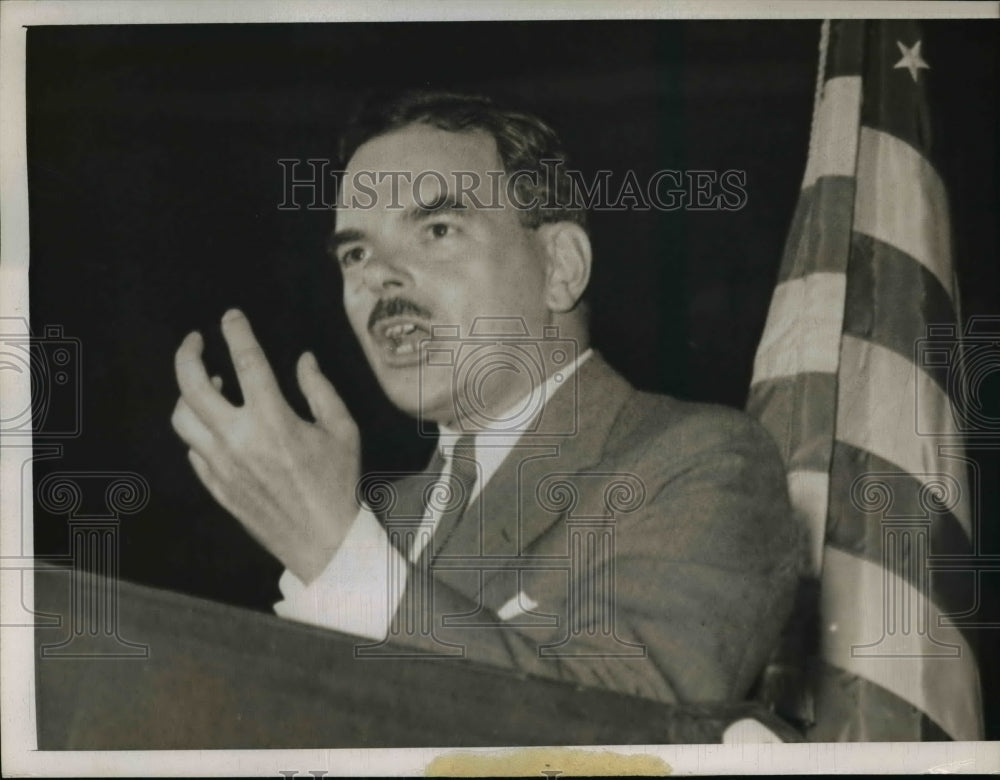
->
xmin=384 ymin=408 xmax=802 ymax=704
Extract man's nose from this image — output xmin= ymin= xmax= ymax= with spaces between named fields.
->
xmin=361 ymin=249 xmax=411 ymax=295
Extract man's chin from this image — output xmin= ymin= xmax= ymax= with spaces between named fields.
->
xmin=376 ymin=372 xmax=455 ymax=425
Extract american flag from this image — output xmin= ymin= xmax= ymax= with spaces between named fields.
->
xmin=747 ymin=20 xmax=983 ymax=741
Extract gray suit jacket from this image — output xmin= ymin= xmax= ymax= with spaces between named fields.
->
xmin=369 ymin=351 xmax=799 ymax=704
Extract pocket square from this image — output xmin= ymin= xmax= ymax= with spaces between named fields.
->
xmin=497 ymin=591 xmax=539 ymax=621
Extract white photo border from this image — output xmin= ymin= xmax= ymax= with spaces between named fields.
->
xmin=2 ymin=1 xmax=998 ymax=776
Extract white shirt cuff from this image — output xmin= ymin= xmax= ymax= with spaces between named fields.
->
xmin=273 ymin=503 xmax=406 ymax=640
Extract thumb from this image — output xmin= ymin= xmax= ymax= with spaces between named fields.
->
xmin=296 ymin=351 xmax=353 ymax=434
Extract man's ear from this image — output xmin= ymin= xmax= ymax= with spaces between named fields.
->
xmin=539 ymin=222 xmax=592 ymax=313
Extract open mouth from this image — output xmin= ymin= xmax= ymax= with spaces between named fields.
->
xmin=371 ymin=317 xmax=432 ymax=360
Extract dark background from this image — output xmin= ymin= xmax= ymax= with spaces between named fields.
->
xmin=26 ymin=21 xmax=998 ymax=736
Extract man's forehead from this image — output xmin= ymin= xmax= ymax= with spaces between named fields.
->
xmin=338 ymin=123 xmax=509 ymax=220
xmin=344 ymin=124 xmax=502 ymax=180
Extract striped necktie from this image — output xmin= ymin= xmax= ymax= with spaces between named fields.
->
xmin=404 ymin=434 xmax=478 ymax=562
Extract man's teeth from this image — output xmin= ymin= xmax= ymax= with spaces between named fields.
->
xmin=383 ymin=322 xmax=418 ymax=339
xmin=381 ymin=321 xmax=423 ymax=356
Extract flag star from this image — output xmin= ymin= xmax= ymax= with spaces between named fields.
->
xmin=894 ymin=40 xmax=930 ymax=83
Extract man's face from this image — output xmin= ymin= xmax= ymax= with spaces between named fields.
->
xmin=333 ymin=124 xmax=553 ymax=425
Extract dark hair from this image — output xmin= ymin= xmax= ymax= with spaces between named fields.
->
xmin=337 ymin=90 xmax=588 ymax=233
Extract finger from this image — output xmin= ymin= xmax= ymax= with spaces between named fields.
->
xmin=297 ymin=351 xmax=354 ymax=434
xmin=220 ymin=309 xmax=284 ymax=411
xmin=211 ymin=375 xmax=223 ymax=391
xmin=175 ymin=331 xmax=236 ymax=425
xmin=171 ymin=396 xmax=224 ymax=463
xmin=188 ymin=450 xmax=270 ymax=551
xmin=187 ymin=449 xmax=238 ymax=518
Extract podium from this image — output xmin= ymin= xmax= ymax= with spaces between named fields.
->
xmin=33 ymin=564 xmax=800 ymax=748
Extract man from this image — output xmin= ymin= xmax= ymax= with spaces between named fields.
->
xmin=171 ymin=91 xmax=799 ymax=704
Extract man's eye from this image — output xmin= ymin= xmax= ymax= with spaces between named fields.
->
xmin=429 ymin=223 xmax=452 ymax=239
xmin=339 ymin=246 xmax=368 ymax=267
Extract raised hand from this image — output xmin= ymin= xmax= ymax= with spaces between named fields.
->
xmin=171 ymin=309 xmax=360 ymax=583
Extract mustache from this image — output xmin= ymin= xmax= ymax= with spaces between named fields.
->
xmin=367 ymin=297 xmax=434 ymax=332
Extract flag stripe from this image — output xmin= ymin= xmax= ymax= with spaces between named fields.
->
xmin=835 ymin=335 xmax=971 ymax=537
xmin=828 ymin=440 xmax=975 ymax=558
xmin=843 ymin=232 xmax=958 ymax=389
xmin=921 ymin=714 xmax=952 ymax=742
xmin=751 ymin=273 xmax=846 ymax=383
xmin=827 ymin=442 xmax=976 ymax=639
xmin=822 ymin=19 xmax=866 ymax=80
xmin=809 ymin=660 xmax=949 ymax=741
xmin=803 ymin=76 xmax=863 ymax=189
xmin=819 ymin=546 xmax=983 ymax=740
xmin=787 ymin=469 xmax=830 ymax=574
xmin=777 ymin=177 xmax=857 ymax=282
xmin=747 ymin=372 xmax=837 ymax=475
xmin=853 ymin=127 xmax=956 ymax=301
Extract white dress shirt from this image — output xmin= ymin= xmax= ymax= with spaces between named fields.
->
xmin=274 ymin=349 xmax=593 ymax=639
